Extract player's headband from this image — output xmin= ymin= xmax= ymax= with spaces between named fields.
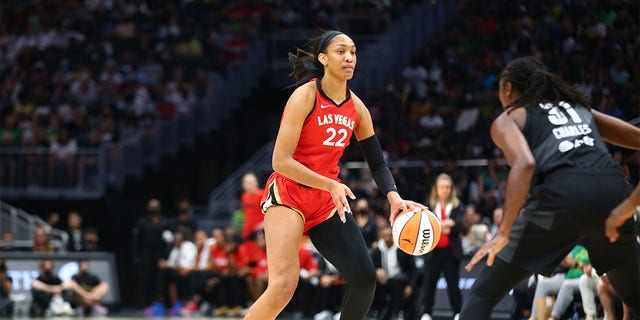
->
xmin=315 ymin=31 xmax=344 ymax=58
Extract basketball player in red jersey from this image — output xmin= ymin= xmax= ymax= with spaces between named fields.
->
xmin=243 ymin=31 xmax=426 ymax=320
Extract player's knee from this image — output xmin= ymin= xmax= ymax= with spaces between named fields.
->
xmin=347 ymin=263 xmax=376 ymax=292
xmin=269 ymin=273 xmax=299 ymax=301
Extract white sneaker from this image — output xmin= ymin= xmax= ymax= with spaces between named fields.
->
xmin=332 ymin=312 xmax=341 ymax=320
xmin=314 ymin=310 xmax=333 ymax=320
xmin=421 ymin=314 xmax=432 ymax=320
xmin=454 ymin=313 xmax=460 ymax=320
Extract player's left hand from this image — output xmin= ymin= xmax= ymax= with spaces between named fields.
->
xmin=465 ymin=233 xmax=509 ymax=271
xmin=605 ymin=197 xmax=635 ymax=243
xmin=387 ymin=192 xmax=428 ymax=225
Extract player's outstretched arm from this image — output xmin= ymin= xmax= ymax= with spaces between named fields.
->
xmin=467 ymin=109 xmax=535 ymax=271
xmin=592 ymin=110 xmax=640 ymax=150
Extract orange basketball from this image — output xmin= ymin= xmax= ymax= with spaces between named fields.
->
xmin=392 ymin=210 xmax=441 ymax=256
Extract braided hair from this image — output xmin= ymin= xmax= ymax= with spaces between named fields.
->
xmin=500 ymin=56 xmax=591 ymax=110
xmin=288 ymin=30 xmax=344 ymax=88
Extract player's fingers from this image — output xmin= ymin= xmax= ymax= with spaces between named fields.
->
xmin=401 ymin=201 xmax=409 ymax=213
xmin=407 ymin=200 xmax=427 ymax=211
xmin=344 ymin=185 xmax=356 ymax=200
xmin=342 ymin=195 xmax=352 ymax=215
xmin=486 ymin=248 xmax=496 ymax=267
xmin=466 ymin=246 xmax=487 ymax=271
xmin=333 ymin=196 xmax=346 ymax=222
xmin=337 ymin=206 xmax=346 ymax=223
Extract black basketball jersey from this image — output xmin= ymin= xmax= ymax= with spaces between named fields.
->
xmin=522 ymin=101 xmax=618 ymax=184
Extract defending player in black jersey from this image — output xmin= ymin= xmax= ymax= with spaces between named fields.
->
xmin=460 ymin=56 xmax=640 ymax=319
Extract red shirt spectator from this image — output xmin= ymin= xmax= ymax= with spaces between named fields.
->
xmin=238 ymin=238 xmax=267 ymax=276
xmin=240 ymin=173 xmax=265 ymax=239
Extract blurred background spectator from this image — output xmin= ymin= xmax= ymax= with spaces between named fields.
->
xmin=67 ymin=259 xmax=110 ymax=316
xmin=65 ymin=210 xmax=84 ymax=252
xmin=0 ymin=259 xmax=13 ymax=316
xmin=131 ymin=198 xmax=171 ymax=307
xmin=240 ymin=172 xmax=264 ymax=241
xmin=32 ymin=226 xmax=55 ymax=253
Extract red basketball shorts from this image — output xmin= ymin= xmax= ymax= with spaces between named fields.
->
xmin=260 ymin=172 xmax=337 ymax=233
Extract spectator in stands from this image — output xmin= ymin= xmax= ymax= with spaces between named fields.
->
xmin=48 ymin=129 xmax=77 ymax=186
xmin=529 ymin=247 xmax=583 ymax=320
xmin=67 ymin=259 xmax=109 ymax=316
xmin=371 ymin=225 xmax=417 ymax=320
xmin=220 ymin=230 xmax=249 ymax=317
xmin=173 ymin=198 xmax=196 ymax=243
xmin=548 ymin=246 xmax=592 ymax=320
xmin=312 ymin=257 xmax=346 ymax=320
xmin=286 ymin=241 xmax=321 ymax=317
xmin=188 ymin=228 xmax=244 ymax=317
xmin=0 ymin=259 xmax=13 ymax=316
xmin=353 ymin=198 xmax=379 ymax=248
xmin=489 ymin=207 xmax=503 ymax=239
xmin=238 ymin=230 xmax=268 ymax=303
xmin=32 ymin=226 xmax=55 ymax=253
xmin=30 ymin=259 xmax=71 ymax=316
xmin=461 ymin=205 xmax=489 ymax=256
xmin=46 ymin=212 xmax=61 ymax=229
xmin=132 ymin=198 xmax=172 ymax=308
xmin=598 ymin=274 xmax=632 ymax=320
xmin=157 ymin=232 xmax=196 ymax=314
xmin=509 ymin=275 xmax=537 ymax=320
xmin=65 ymin=210 xmax=84 ymax=252
xmin=240 ymin=172 xmax=265 ymax=240
xmin=578 ymin=264 xmax=601 ymax=320
xmin=420 ymin=173 xmax=464 ymax=320
xmin=475 ymin=157 xmax=507 ymax=206
xmin=82 ymin=228 xmax=103 ymax=251
xmin=179 ymin=230 xmax=213 ymax=316
xmin=1 ymin=231 xmax=16 ymax=251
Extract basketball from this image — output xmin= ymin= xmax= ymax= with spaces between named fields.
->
xmin=392 ymin=210 xmax=441 ymax=256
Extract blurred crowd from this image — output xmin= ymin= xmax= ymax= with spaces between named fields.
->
xmin=0 ymin=0 xmax=418 ymax=151
xmin=1 ymin=209 xmax=102 ymax=253
xmin=1 ymin=0 xmax=639 ymax=319
xmin=0 ymin=0 xmax=419 ymax=189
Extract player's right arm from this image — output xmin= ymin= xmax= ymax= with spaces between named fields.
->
xmin=466 ymin=108 xmax=535 ymax=271
xmin=272 ymin=83 xmax=354 ymax=221
xmin=592 ymin=109 xmax=640 ymax=150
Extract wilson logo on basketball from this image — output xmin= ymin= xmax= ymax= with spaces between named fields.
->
xmin=392 ymin=209 xmax=441 ymax=256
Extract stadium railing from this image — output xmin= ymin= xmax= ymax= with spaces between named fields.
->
xmin=0 ymin=148 xmax=107 ymax=200
xmin=0 ymin=201 xmax=68 ymax=250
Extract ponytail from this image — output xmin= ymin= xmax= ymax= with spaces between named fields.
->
xmin=288 ymin=48 xmax=321 ymax=88
xmin=288 ymin=30 xmax=344 ymax=88
xmin=501 ymin=57 xmax=591 ymax=110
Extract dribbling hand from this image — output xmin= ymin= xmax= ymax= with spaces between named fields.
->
xmin=465 ymin=233 xmax=509 ymax=271
xmin=388 ymin=192 xmax=428 ymax=225
xmin=329 ymin=182 xmax=356 ymax=223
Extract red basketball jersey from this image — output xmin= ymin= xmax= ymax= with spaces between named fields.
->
xmin=292 ymin=78 xmax=359 ymax=180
